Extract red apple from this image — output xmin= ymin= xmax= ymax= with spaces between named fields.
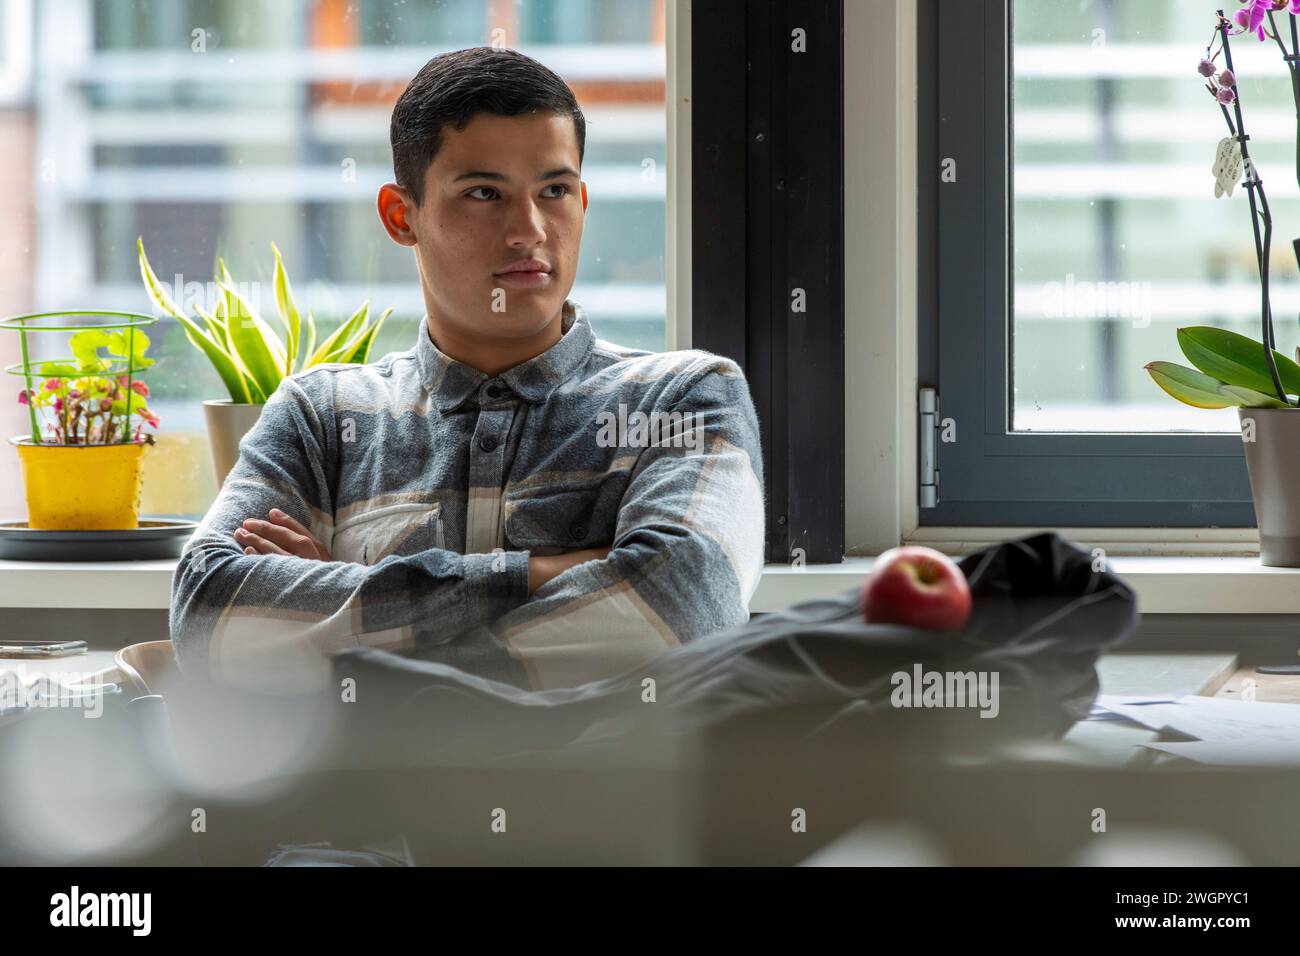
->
xmin=860 ymin=545 xmax=972 ymax=632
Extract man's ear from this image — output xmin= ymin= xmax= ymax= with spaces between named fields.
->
xmin=377 ymin=182 xmax=417 ymax=246
xmin=580 ymin=181 xmax=588 ymax=212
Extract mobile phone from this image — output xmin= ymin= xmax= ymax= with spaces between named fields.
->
xmin=0 ymin=640 xmax=89 ymax=658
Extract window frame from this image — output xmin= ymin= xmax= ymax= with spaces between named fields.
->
xmin=690 ymin=0 xmax=845 ymax=563
xmin=0 ymin=0 xmax=33 ymax=106
xmin=918 ymin=0 xmax=1257 ymax=529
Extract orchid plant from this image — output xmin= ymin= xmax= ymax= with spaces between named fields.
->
xmin=1147 ymin=3 xmax=1300 ymax=410
xmin=16 ymin=329 xmax=159 ymax=445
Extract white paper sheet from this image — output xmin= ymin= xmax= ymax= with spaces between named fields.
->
xmin=1104 ymin=695 xmax=1300 ymax=742
xmin=1086 ymin=693 xmax=1187 ymax=721
xmin=1143 ymin=739 xmax=1300 ymax=766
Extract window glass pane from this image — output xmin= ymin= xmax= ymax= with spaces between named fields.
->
xmin=1012 ymin=0 xmax=1290 ymax=432
xmin=0 ymin=0 xmax=667 ymax=520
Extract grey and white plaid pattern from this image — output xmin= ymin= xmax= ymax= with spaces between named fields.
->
xmin=170 ymin=299 xmax=766 ymax=693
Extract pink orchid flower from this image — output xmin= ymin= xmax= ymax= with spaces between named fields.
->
xmin=1234 ymin=0 xmax=1300 ymax=40
xmin=1235 ymin=0 xmax=1269 ymax=40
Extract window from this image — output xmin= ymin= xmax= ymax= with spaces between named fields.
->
xmin=0 ymin=0 xmax=668 ymax=521
xmin=920 ymin=0 xmax=1261 ymax=526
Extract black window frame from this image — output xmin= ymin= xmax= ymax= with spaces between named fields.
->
xmin=918 ymin=0 xmax=1256 ymax=528
xmin=691 ymin=0 xmax=845 ymax=562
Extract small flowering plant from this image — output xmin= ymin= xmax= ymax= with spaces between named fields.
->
xmin=16 ymin=328 xmax=159 ymax=445
xmin=1146 ymin=4 xmax=1300 ymax=409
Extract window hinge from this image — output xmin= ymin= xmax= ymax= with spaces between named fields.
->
xmin=919 ymin=387 xmax=939 ymax=508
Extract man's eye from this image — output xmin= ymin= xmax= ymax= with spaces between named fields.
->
xmin=466 ymin=184 xmax=569 ymax=201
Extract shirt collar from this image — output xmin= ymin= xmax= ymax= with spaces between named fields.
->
xmin=414 ymin=299 xmax=595 ymax=413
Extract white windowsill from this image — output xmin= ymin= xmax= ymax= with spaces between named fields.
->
xmin=753 ymin=556 xmax=1300 ymax=615
xmin=3 ymin=554 xmax=1300 ymax=614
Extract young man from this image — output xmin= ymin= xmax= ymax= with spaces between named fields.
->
xmin=169 ymin=47 xmax=765 ymax=694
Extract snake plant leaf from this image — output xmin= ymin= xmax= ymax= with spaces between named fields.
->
xmin=354 ymin=306 xmax=392 ymax=362
xmin=138 ymin=239 xmax=393 ymax=402
xmin=303 ymin=311 xmax=317 ymax=368
xmin=271 ymin=242 xmax=301 ymax=376
xmin=192 ymin=299 xmax=226 ymax=342
xmin=309 ymin=300 xmax=370 ymax=366
xmin=215 ymin=296 xmax=267 ymax=404
xmin=1177 ymin=326 xmax=1300 ymax=397
xmin=218 ymin=279 xmax=285 ymax=400
xmin=188 ymin=300 xmax=257 ymax=403
xmin=137 ymin=237 xmax=189 ymax=321
xmin=140 ymin=238 xmax=259 ymax=403
xmin=335 ymin=307 xmax=392 ymax=364
xmin=1218 ymin=384 xmax=1292 ymax=408
xmin=1145 ymin=361 xmax=1234 ymax=408
xmin=141 ymin=243 xmax=255 ymax=403
xmin=200 ymin=296 xmax=260 ymax=404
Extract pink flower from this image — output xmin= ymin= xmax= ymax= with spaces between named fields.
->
xmin=1219 ymin=69 xmax=1236 ymax=88
xmin=99 ymin=398 xmax=112 ymax=413
xmin=1235 ymin=0 xmax=1269 ymax=41
xmin=1217 ymin=86 xmax=1238 ymax=104
xmin=54 ymin=397 xmax=63 ymax=413
xmin=17 ymin=389 xmax=27 ymax=406
xmin=1198 ymin=58 xmax=1217 ymax=77
xmin=130 ymin=380 xmax=149 ymax=397
xmin=43 ymin=378 xmax=60 ymax=392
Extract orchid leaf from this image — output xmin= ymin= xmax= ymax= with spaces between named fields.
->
xmin=1178 ymin=326 xmax=1300 ymax=397
xmin=1145 ymin=361 xmax=1234 ymax=408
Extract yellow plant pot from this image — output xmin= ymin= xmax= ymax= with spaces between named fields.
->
xmin=10 ymin=437 xmax=149 ymax=530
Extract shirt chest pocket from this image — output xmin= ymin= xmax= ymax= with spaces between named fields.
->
xmin=330 ymin=501 xmax=445 ymax=566
xmin=504 ymin=479 xmax=627 ymax=551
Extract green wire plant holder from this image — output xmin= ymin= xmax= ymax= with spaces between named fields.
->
xmin=0 ymin=310 xmax=158 ymax=445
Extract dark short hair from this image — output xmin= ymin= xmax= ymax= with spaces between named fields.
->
xmin=390 ymin=46 xmax=586 ymax=206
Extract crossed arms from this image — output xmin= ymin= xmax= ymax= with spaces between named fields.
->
xmin=232 ymin=509 xmax=610 ymax=596
xmin=169 ymin=360 xmax=765 ymax=694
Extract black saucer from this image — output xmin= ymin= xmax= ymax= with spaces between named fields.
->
xmin=0 ymin=517 xmax=198 ymax=561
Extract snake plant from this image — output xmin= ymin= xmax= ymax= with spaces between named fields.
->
xmin=138 ymin=238 xmax=392 ymax=404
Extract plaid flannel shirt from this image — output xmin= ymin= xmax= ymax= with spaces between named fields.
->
xmin=170 ymin=299 xmax=766 ymax=693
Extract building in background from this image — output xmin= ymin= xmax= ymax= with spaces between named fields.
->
xmin=8 ymin=0 xmax=1278 ymax=521
xmin=0 ymin=0 xmax=667 ymax=519
xmin=1012 ymin=0 xmax=1300 ymax=432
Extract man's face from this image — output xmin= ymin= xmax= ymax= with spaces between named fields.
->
xmin=390 ymin=111 xmax=586 ymax=343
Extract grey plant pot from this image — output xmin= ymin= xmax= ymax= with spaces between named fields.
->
xmin=1239 ymin=406 xmax=1300 ymax=566
xmin=203 ymin=399 xmax=265 ymax=489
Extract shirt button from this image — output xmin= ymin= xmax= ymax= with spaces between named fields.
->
xmin=570 ymin=524 xmax=587 ymax=541
xmin=478 ymin=434 xmax=499 ymax=453
xmin=485 ymin=384 xmax=503 ymax=399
